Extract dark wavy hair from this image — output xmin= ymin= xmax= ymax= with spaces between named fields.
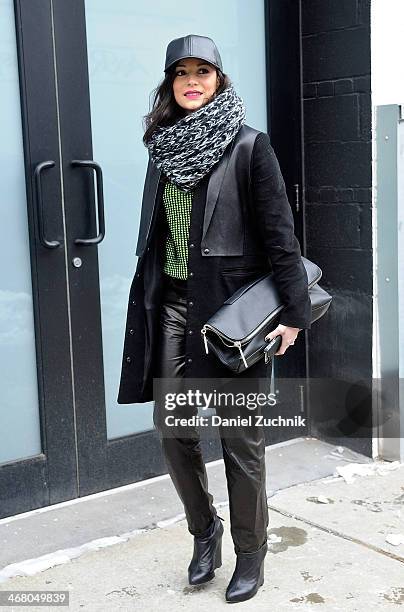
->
xmin=142 ymin=63 xmax=232 ymax=145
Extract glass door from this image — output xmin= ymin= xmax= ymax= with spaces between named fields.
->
xmin=0 ymin=0 xmax=79 ymax=518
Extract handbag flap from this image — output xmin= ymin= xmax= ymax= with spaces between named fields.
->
xmin=207 ymin=275 xmax=282 ymax=341
xmin=206 ymin=256 xmax=322 ymax=341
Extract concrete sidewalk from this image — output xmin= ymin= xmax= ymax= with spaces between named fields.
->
xmin=0 ymin=438 xmax=403 ymax=610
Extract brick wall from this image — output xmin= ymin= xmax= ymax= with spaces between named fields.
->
xmin=301 ymin=0 xmax=372 ymax=453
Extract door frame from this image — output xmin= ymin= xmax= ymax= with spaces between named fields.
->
xmin=263 ymin=0 xmax=309 ymax=445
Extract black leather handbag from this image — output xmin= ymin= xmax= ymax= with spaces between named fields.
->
xmin=200 ymin=257 xmax=332 ymax=373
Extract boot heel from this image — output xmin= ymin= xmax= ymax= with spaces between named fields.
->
xmin=188 ymin=515 xmax=223 ymax=585
xmin=259 ymin=562 xmax=265 ymax=586
xmin=214 ymin=536 xmax=222 ymax=569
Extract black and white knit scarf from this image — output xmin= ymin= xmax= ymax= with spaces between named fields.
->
xmin=145 ymin=84 xmax=246 ymax=192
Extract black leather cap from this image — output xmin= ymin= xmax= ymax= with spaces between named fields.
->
xmin=164 ymin=34 xmax=223 ymax=73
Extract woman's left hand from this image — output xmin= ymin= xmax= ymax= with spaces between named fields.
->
xmin=264 ymin=324 xmax=301 ymax=356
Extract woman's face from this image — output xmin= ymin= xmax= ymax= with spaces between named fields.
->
xmin=172 ymin=57 xmax=219 ymax=114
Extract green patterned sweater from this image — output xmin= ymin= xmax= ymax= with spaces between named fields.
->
xmin=162 ymin=180 xmax=193 ymax=280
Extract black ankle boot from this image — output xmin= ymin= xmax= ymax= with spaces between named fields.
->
xmin=188 ymin=514 xmax=224 ymax=585
xmin=225 ymin=540 xmax=267 ymax=603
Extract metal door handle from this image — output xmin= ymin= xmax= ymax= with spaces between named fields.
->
xmin=71 ymin=160 xmax=105 ymax=245
xmin=34 ymin=161 xmax=61 ymax=249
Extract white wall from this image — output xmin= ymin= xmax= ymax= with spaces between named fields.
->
xmin=371 ymin=0 xmax=404 ymax=105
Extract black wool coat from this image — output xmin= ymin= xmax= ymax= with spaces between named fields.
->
xmin=117 ymin=123 xmax=312 ymax=404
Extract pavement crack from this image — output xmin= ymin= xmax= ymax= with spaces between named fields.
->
xmin=267 ymin=503 xmax=404 ymax=565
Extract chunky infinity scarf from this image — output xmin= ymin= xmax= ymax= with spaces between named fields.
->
xmin=145 ymin=84 xmax=246 ymax=192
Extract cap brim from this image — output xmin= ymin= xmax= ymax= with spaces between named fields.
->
xmin=164 ymin=56 xmax=221 ymax=73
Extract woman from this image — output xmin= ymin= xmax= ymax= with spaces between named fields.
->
xmin=117 ymin=34 xmax=312 ymax=604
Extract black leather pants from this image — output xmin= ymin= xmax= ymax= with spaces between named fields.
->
xmin=152 ymin=273 xmax=270 ymax=554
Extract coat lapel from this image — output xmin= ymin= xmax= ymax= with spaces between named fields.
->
xmin=135 ymin=157 xmax=162 ymax=256
xmin=202 ymin=139 xmax=236 ymax=238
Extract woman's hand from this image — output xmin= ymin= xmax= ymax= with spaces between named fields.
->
xmin=264 ymin=324 xmax=301 ymax=356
